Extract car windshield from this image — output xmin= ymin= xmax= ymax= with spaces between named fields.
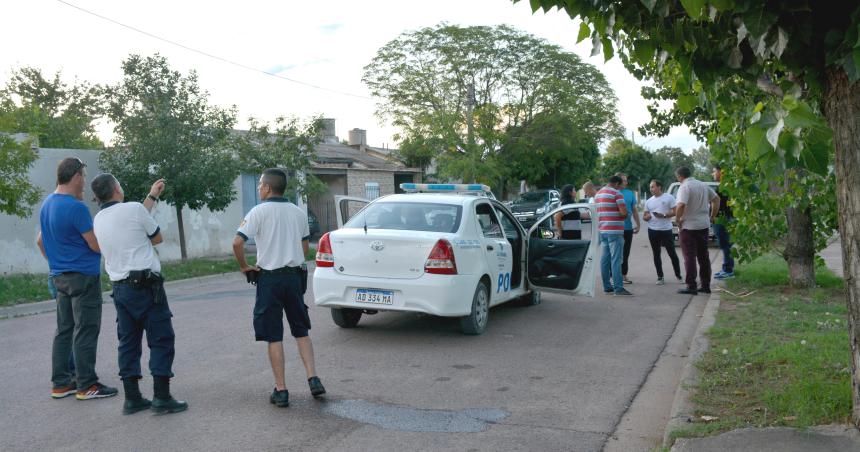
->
xmin=344 ymin=202 xmax=463 ymax=233
xmin=515 ymin=192 xmax=548 ymax=203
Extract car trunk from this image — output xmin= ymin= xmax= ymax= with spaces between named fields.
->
xmin=329 ymin=229 xmax=442 ymax=279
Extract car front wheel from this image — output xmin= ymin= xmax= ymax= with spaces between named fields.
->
xmin=460 ymin=281 xmax=489 ymax=335
xmin=331 ymin=308 xmax=362 ymax=328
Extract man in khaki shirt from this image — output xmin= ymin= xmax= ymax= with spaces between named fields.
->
xmin=674 ymin=166 xmax=719 ymax=295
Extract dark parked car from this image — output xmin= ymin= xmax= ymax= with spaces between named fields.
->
xmin=509 ymin=189 xmax=561 ymax=228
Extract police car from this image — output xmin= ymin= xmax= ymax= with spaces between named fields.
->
xmin=312 ymin=184 xmax=597 ymax=335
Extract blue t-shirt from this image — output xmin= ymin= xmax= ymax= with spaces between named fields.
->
xmin=39 ymin=193 xmax=101 ymax=276
xmin=620 ymin=188 xmax=637 ymax=230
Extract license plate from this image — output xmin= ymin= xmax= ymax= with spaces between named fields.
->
xmin=354 ymin=289 xmax=394 ymax=305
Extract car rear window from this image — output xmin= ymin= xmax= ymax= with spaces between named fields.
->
xmin=344 ymin=202 xmax=463 ymax=233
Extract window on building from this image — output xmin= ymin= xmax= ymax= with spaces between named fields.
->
xmin=365 ymin=182 xmax=380 ymax=200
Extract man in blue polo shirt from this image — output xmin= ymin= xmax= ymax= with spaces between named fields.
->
xmin=37 ymin=157 xmax=118 ymax=401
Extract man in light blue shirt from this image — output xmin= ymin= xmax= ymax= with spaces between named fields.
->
xmin=616 ymin=173 xmax=640 ymax=284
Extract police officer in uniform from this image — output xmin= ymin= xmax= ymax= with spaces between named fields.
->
xmin=232 ymin=168 xmax=325 ymax=408
xmin=91 ymin=174 xmax=188 ymax=415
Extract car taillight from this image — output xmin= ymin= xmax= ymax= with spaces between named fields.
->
xmin=315 ymin=232 xmax=334 ymax=267
xmin=425 ymin=239 xmax=457 ymax=275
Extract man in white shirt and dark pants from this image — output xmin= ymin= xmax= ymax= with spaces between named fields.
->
xmin=642 ymin=179 xmax=682 ymax=285
xmin=674 ymin=167 xmax=720 ymax=295
xmin=232 ymin=168 xmax=325 ymax=408
xmin=91 ymin=174 xmax=188 ymax=415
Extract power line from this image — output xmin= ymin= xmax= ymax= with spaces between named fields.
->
xmin=55 ymin=0 xmax=374 ymax=100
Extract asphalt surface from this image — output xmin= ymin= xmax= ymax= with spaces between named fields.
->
xmin=0 ymin=235 xmax=708 ymax=451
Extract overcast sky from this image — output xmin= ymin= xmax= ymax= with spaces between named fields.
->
xmin=2 ymin=0 xmax=703 ymax=152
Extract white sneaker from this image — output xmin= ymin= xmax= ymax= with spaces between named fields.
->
xmin=656 ymin=277 xmax=665 ymax=285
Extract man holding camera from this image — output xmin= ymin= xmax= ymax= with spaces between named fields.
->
xmin=232 ymin=168 xmax=325 ymax=408
xmin=91 ymin=174 xmax=188 ymax=415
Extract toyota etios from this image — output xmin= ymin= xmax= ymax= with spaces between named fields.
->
xmin=313 ymin=184 xmax=596 ymax=335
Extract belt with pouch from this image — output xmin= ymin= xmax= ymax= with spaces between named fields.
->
xmin=113 ymin=269 xmax=165 ymax=304
xmin=260 ymin=265 xmax=302 ymax=275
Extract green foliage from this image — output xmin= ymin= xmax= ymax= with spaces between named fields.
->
xmin=363 ymin=23 xmax=621 ymax=185
xmin=102 ymin=54 xmax=239 ymax=211
xmin=0 ymin=135 xmax=41 ymax=217
xmin=517 ymin=0 xmax=843 ymax=264
xmin=101 ymin=54 xmax=239 ymax=259
xmin=503 ymin=111 xmax=600 ymax=188
xmin=0 ymin=67 xmax=104 ymax=149
xmin=234 ymin=115 xmax=326 ymax=200
xmin=600 ymin=138 xmax=686 ymax=197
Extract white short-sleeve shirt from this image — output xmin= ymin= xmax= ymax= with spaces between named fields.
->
xmin=237 ymin=197 xmax=310 ymax=270
xmin=676 ymin=178 xmax=718 ymax=230
xmin=93 ymin=202 xmax=162 ymax=281
xmin=644 ymin=193 xmax=676 ymax=231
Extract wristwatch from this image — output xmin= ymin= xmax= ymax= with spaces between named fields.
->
xmin=148 ymin=194 xmax=159 ymax=202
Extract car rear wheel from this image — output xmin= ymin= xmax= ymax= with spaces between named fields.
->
xmin=460 ymin=281 xmax=489 ymax=335
xmin=331 ymin=308 xmax=362 ymax=328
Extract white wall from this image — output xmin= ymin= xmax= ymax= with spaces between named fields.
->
xmin=0 ymin=148 xmax=245 ymax=275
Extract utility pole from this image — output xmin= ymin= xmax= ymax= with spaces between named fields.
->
xmin=465 ymin=81 xmax=476 ymax=182
xmin=466 ymin=82 xmax=476 ymax=146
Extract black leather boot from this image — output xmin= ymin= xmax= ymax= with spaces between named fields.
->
xmin=122 ymin=378 xmax=151 ymax=415
xmin=151 ymin=376 xmax=188 ymax=415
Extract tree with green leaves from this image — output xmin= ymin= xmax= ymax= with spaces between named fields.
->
xmin=0 ymin=67 xmax=104 ymax=149
xmin=689 ymin=145 xmax=713 ymax=180
xmin=101 ymin=54 xmax=239 ymax=260
xmin=0 ymin=134 xmax=41 ymax=217
xmin=234 ymin=115 xmax=327 ymax=200
xmin=362 ymin=23 xmax=621 ymax=190
xmin=517 ymin=0 xmax=860 ymax=426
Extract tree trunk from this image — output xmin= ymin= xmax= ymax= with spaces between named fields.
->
xmin=823 ymin=67 xmax=860 ymax=428
xmin=175 ymin=203 xmax=187 ymax=261
xmin=783 ymin=203 xmax=815 ymax=288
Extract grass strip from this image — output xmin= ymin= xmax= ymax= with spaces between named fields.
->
xmin=669 ymin=254 xmax=851 ymax=442
xmin=1 ymin=247 xmax=315 ymax=307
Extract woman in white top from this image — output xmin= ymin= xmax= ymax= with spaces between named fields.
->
xmin=642 ymin=179 xmax=682 ymax=285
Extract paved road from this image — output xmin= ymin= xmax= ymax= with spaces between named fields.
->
xmin=0 ymin=236 xmax=714 ymax=451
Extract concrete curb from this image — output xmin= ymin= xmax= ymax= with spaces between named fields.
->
xmin=663 ymin=289 xmax=721 ymax=447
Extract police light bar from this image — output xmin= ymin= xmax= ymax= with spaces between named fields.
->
xmin=400 ymin=183 xmax=492 ymax=195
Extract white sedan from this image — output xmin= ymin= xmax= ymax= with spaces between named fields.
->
xmin=313 ymin=184 xmax=597 ymax=335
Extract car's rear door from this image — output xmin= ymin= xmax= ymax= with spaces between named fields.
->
xmin=334 ymin=195 xmax=370 ymax=229
xmin=525 ymin=203 xmax=597 ymax=297
xmin=475 ymin=201 xmax=513 ymax=303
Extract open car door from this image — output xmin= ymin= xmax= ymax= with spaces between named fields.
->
xmin=334 ymin=195 xmax=370 ymax=229
xmin=526 ymin=203 xmax=597 ymax=297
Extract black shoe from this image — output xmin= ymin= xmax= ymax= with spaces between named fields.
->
xmin=308 ymin=376 xmax=326 ymax=398
xmin=151 ymin=396 xmax=188 ymax=414
xmin=122 ymin=378 xmax=151 ymax=415
xmin=698 ymin=287 xmax=711 ymax=294
xmin=123 ymin=397 xmax=152 ymax=415
xmin=677 ymin=288 xmax=698 ymax=295
xmin=270 ymin=388 xmax=290 ymax=407
xmin=151 ymin=376 xmax=188 ymax=414
xmin=613 ymin=288 xmax=634 ymax=296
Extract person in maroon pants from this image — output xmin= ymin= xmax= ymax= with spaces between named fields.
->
xmin=674 ymin=167 xmax=719 ymax=295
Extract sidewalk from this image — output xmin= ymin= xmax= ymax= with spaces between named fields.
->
xmin=663 ymin=238 xmax=859 ymax=452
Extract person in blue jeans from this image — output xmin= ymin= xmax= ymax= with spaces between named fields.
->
xmin=600 ymin=233 xmax=625 ymax=293
xmin=712 ymin=165 xmax=734 ymax=279
xmin=596 ymin=176 xmax=632 ymax=296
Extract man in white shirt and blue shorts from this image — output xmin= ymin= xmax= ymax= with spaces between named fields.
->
xmin=232 ymin=168 xmax=325 ymax=408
